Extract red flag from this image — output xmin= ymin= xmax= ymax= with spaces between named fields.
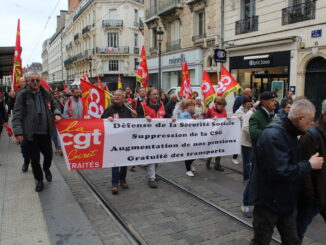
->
xmin=217 ymin=65 xmax=241 ymax=98
xmin=136 ymin=46 xmax=149 ymax=88
xmin=80 ymin=78 xmax=111 ymax=118
xmin=40 ymin=77 xmax=51 ymax=91
xmin=201 ymin=70 xmax=217 ymax=106
xmin=63 ymin=83 xmax=68 ymax=91
xmin=104 ymin=84 xmax=109 ymax=92
xmin=97 ymin=76 xmax=104 ymax=89
xmin=179 ymin=62 xmax=192 ymax=100
xmin=82 ymin=73 xmax=90 ymax=82
xmin=12 ymin=19 xmax=23 ymax=91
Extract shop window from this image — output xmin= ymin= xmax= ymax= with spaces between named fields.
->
xmin=108 ymin=60 xmax=119 ymax=71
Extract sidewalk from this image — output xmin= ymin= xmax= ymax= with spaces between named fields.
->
xmin=0 ymin=133 xmax=103 ymax=245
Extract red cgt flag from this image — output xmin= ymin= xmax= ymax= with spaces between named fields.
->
xmin=201 ymin=70 xmax=217 ymax=106
xmin=136 ymin=46 xmax=149 ymax=89
xmin=40 ymin=77 xmax=51 ymax=91
xmin=217 ymin=65 xmax=241 ymax=98
xmin=80 ymin=78 xmax=111 ymax=119
xmin=97 ymin=76 xmax=104 ymax=89
xmin=179 ymin=62 xmax=192 ymax=100
xmin=12 ymin=19 xmax=23 ymax=92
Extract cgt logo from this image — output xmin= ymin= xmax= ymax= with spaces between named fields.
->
xmin=62 ymin=129 xmax=102 ymax=149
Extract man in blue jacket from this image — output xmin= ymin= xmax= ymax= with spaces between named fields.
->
xmin=251 ymin=99 xmax=324 ymax=245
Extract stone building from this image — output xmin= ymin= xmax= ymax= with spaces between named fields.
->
xmin=63 ymin=0 xmax=144 ymax=89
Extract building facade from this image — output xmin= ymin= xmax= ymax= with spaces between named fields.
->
xmin=144 ymin=0 xmax=220 ymax=90
xmin=63 ymin=0 xmax=144 ymax=89
xmin=223 ymin=0 xmax=326 ymax=113
xmin=41 ymin=39 xmax=50 ymax=82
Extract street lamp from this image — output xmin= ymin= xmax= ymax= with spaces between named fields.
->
xmin=156 ymin=27 xmax=164 ymax=90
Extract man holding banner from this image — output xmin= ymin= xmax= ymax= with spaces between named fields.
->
xmin=101 ymin=89 xmax=137 ymax=194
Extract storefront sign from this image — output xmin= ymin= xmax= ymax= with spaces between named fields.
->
xmin=214 ymin=49 xmax=227 ymax=63
xmin=311 ymin=30 xmax=322 ymax=38
xmin=56 ymin=118 xmax=241 ymax=170
xmin=169 ymin=54 xmax=186 ymax=65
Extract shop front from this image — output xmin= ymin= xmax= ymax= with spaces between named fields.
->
xmin=147 ymin=49 xmax=203 ymax=91
xmin=229 ymin=51 xmax=291 ymax=101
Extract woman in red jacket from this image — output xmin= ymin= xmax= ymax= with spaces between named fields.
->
xmin=205 ymin=96 xmax=228 ymax=171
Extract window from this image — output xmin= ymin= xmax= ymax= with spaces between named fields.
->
xmin=151 ymin=28 xmax=157 ymax=48
xmin=109 ymin=9 xmax=117 ymax=20
xmin=170 ymin=20 xmax=180 ymax=41
xmin=195 ymin=11 xmax=205 ymax=36
xmin=108 ymin=60 xmax=119 ymax=71
xmin=134 ymin=9 xmax=139 ymax=24
xmin=134 ymin=58 xmax=139 ymax=70
xmin=134 ymin=33 xmax=138 ymax=47
xmin=108 ymin=32 xmax=119 ymax=48
xmin=241 ymin=0 xmax=256 ymax=19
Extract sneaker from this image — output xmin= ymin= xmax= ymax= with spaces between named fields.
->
xmin=241 ymin=205 xmax=252 ymax=218
xmin=148 ymin=180 xmax=158 ymax=189
xmin=191 ymin=165 xmax=196 ymax=172
xmin=186 ymin=171 xmax=194 ymax=177
xmin=232 ymin=159 xmax=240 ymax=165
xmin=120 ymin=181 xmax=129 ymax=189
xmin=44 ymin=169 xmax=52 ymax=182
xmin=111 ymin=186 xmax=119 ymax=195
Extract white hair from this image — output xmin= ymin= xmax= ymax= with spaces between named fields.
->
xmin=25 ymin=71 xmax=41 ymax=81
xmin=288 ymin=99 xmax=315 ymax=120
xmin=322 ymin=99 xmax=326 ymax=115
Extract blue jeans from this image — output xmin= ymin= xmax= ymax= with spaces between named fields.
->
xmin=112 ymin=167 xmax=127 ymax=186
xmin=52 ymin=129 xmax=61 ymax=148
xmin=241 ymin=145 xmax=252 ymax=181
xmin=297 ymin=200 xmax=322 ymax=242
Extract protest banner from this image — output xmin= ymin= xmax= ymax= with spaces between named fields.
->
xmin=56 ymin=118 xmax=241 ymax=170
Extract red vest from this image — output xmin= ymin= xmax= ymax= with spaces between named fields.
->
xmin=141 ymin=101 xmax=165 ymax=118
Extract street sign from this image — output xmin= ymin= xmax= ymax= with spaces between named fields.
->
xmin=214 ymin=49 xmax=226 ymax=63
xmin=311 ymin=30 xmax=322 ymax=38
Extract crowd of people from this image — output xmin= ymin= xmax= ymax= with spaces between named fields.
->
xmin=0 ymin=70 xmax=325 ymax=245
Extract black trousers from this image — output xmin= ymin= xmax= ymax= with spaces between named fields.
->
xmin=185 ymin=160 xmax=194 ymax=171
xmin=251 ymin=205 xmax=300 ymax=245
xmin=27 ymin=134 xmax=53 ymax=181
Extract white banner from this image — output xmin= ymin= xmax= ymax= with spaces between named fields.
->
xmin=103 ymin=118 xmax=241 ymax=167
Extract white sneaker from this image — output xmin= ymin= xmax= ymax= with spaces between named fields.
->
xmin=191 ymin=166 xmax=196 ymax=172
xmin=232 ymin=159 xmax=240 ymax=165
xmin=186 ymin=171 xmax=194 ymax=177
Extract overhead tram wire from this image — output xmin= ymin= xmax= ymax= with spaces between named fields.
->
xmin=25 ymin=0 xmax=62 ymax=64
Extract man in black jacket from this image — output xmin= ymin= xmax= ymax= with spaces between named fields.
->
xmin=101 ymin=89 xmax=137 ymax=195
xmin=12 ymin=72 xmax=62 ymax=192
xmin=251 ymin=99 xmax=324 ymax=245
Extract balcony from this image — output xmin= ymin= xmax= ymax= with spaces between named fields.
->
xmin=282 ymin=1 xmax=316 ymax=25
xmin=235 ymin=16 xmax=258 ymax=35
xmin=95 ymin=46 xmax=130 ymax=55
xmin=157 ymin=0 xmax=182 ymax=17
xmin=64 ymin=49 xmax=94 ymax=66
xmin=166 ymin=39 xmax=181 ymax=52
xmin=192 ymin=33 xmax=206 ymax=42
xmin=74 ymin=33 xmax=79 ymax=41
xmin=82 ymin=25 xmax=91 ymax=35
xmin=102 ymin=20 xmax=123 ymax=28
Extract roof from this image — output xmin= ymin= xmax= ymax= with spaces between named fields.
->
xmin=0 ymin=46 xmax=15 ymax=78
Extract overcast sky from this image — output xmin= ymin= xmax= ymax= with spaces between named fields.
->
xmin=0 ymin=0 xmax=67 ymax=66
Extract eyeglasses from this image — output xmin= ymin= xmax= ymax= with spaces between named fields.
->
xmin=30 ymin=79 xmax=40 ymax=83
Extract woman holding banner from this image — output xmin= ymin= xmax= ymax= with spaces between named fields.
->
xmin=178 ymin=99 xmax=199 ymax=177
xmin=137 ymin=88 xmax=176 ymax=188
xmin=205 ymin=96 xmax=228 ymax=171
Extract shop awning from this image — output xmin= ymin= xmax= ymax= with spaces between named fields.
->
xmin=0 ymin=46 xmax=15 ymax=78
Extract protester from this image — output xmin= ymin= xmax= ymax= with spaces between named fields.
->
xmin=133 ymin=87 xmax=147 ymax=112
xmin=178 ymin=99 xmax=198 ymax=176
xmin=233 ymin=88 xmax=252 ymax=113
xmin=160 ymin=91 xmax=169 ymax=105
xmin=194 ymin=97 xmax=206 ymax=119
xmin=125 ymin=86 xmax=134 ymax=105
xmin=12 ymin=71 xmax=62 ymax=192
xmin=191 ymin=91 xmax=199 ymax=99
xmin=137 ymin=88 xmax=176 ymax=188
xmin=205 ymin=96 xmax=228 ymax=171
xmin=165 ymin=93 xmax=178 ymax=118
xmin=239 ymin=100 xmax=258 ymax=217
xmin=281 ymin=91 xmax=294 ymax=106
xmin=251 ymin=99 xmax=324 ymax=245
xmin=297 ymin=99 xmax=326 ymax=242
xmin=173 ymin=100 xmax=186 ymax=119
xmin=101 ymin=89 xmax=137 ymax=195
xmin=7 ymin=90 xmax=16 ymax=116
xmin=63 ymin=88 xmax=83 ymax=119
xmin=279 ymin=100 xmax=292 ymax=118
xmin=52 ymin=90 xmax=65 ymax=113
